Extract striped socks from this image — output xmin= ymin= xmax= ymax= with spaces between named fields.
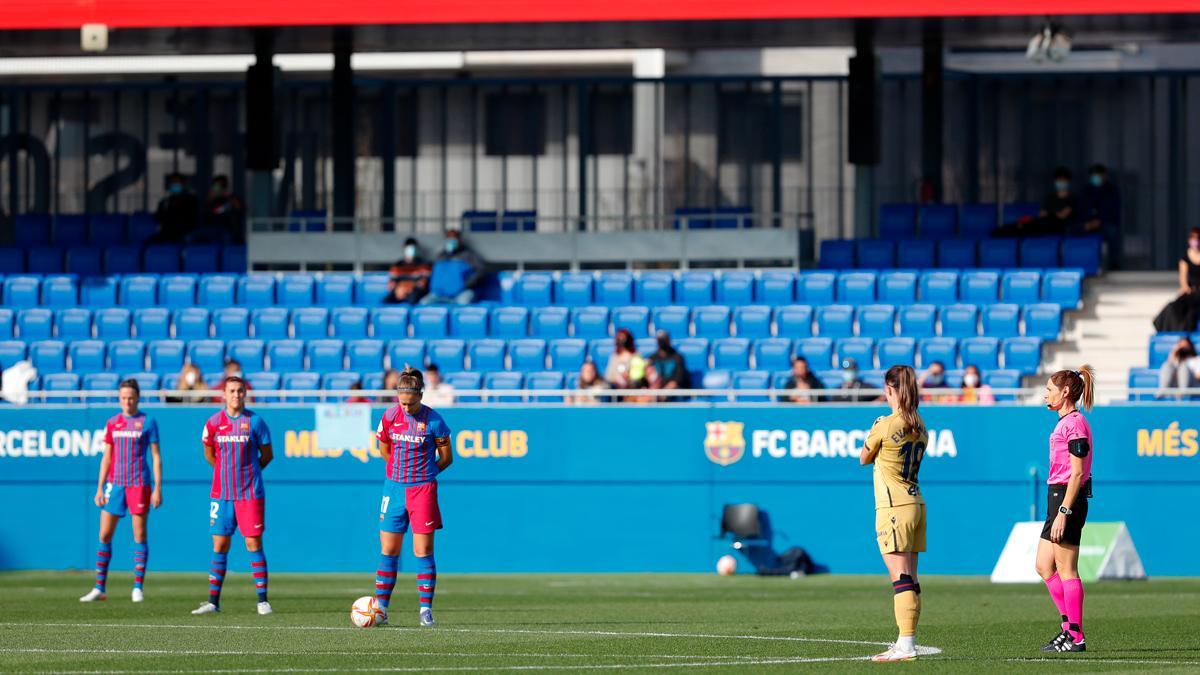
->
xmin=375 ymin=554 xmax=399 ymax=610
xmin=416 ymin=555 xmax=436 ymax=609
xmin=209 ymin=552 xmax=228 ymax=607
xmin=249 ymin=550 xmax=269 ymax=603
xmin=132 ymin=542 xmax=148 ymax=591
xmin=94 ymin=542 xmax=112 ymax=592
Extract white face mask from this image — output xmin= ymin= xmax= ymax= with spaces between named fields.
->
xmin=963 ymin=374 xmax=980 ymax=388
xmin=184 ymin=371 xmax=198 ymax=386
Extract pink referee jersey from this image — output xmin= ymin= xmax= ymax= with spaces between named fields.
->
xmin=103 ymin=413 xmax=159 ymax=487
xmin=1047 ymin=410 xmax=1093 ymax=485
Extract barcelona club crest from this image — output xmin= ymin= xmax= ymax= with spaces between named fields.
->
xmin=704 ymin=421 xmax=746 ymax=466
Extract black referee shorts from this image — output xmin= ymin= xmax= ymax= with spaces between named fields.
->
xmin=1041 ymin=482 xmax=1090 ymax=546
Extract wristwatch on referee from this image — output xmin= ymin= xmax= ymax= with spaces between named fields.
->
xmin=1058 ymin=506 xmax=1073 ymax=515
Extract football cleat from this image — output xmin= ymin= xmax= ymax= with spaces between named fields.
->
xmin=419 ymin=607 xmax=435 ymax=627
xmin=191 ymin=602 xmax=220 ymax=615
xmin=1041 ymin=630 xmax=1070 ymax=652
xmin=871 ymin=645 xmax=918 ymax=662
xmin=1052 ymin=634 xmax=1086 ymax=653
xmin=79 ymin=588 xmax=107 ymax=602
xmin=131 ymin=588 xmax=144 ymax=603
xmin=257 ymin=601 xmax=274 ymax=615
xmin=376 ymin=609 xmax=389 ymax=627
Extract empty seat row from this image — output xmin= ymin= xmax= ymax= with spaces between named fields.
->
xmin=0 ymin=244 xmax=247 ymax=276
xmin=820 ymin=236 xmax=1101 ymax=276
xmin=703 ymin=367 xmax=1026 ymax=401
xmin=12 ymin=212 xmax=161 ymax=248
xmin=876 ymin=202 xmax=1041 ymax=240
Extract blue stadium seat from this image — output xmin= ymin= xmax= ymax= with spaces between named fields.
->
xmin=1148 ymin=333 xmax=1184 ymax=369
xmin=1020 ymin=237 xmax=1062 ymax=268
xmin=41 ymin=275 xmax=78 ymax=306
xmin=919 ymin=204 xmax=958 ymax=239
xmin=856 ymin=240 xmax=895 ymax=268
xmin=701 ymin=369 xmax=732 ymax=402
xmin=249 ymin=308 xmax=290 ymax=340
xmin=939 ymin=304 xmax=979 ymax=338
xmin=356 ymin=274 xmax=391 ymax=305
xmin=132 ymin=308 xmax=169 ymax=340
xmin=587 ymin=338 xmax=615 ymax=371
xmin=837 ymin=271 xmax=877 ymax=304
xmin=18 ymin=308 xmax=54 ymax=340
xmin=982 ymin=304 xmax=1021 ymax=338
xmin=450 ymin=306 xmax=490 ymax=338
xmin=331 ymin=307 xmax=370 ymax=339
xmin=227 ymin=339 xmax=266 ymax=373
xmin=490 ymin=307 xmax=529 ymax=338
xmin=322 ymin=372 xmax=362 ymax=395
xmin=937 ymin=240 xmax=977 ymax=268
xmin=306 ymin=339 xmax=346 ymax=373
xmin=878 ymin=271 xmax=918 ymax=305
xmin=712 ymin=338 xmax=751 ymax=370
xmin=108 ymin=340 xmax=146 ymax=373
xmin=774 ymin=305 xmax=813 ymax=338
xmin=79 ymin=275 xmax=118 ymax=307
xmin=0 ymin=340 xmax=26 ymax=369
xmin=0 ymin=308 xmax=11 ymax=339
xmin=878 ymin=337 xmax=917 ymax=368
xmin=187 ymin=340 xmax=227 ymax=374
xmin=1001 ymin=270 xmax=1042 ymax=304
xmin=673 ymin=207 xmax=711 ymax=229
xmin=277 ymin=274 xmax=314 ymax=307
xmin=526 ymin=371 xmax=566 ymax=402
xmin=714 ymin=206 xmax=753 ymax=229
xmin=182 ymin=244 xmax=221 ymax=273
xmin=52 ymin=214 xmax=88 ymax=247
xmin=693 ymin=306 xmax=732 ymax=339
xmin=369 ymin=306 xmax=409 ymax=339
xmin=42 ymin=372 xmax=81 ymax=397
xmin=597 ymin=273 xmax=634 ymax=306
xmin=14 ymin=214 xmax=51 ymax=247
xmin=102 ymin=245 xmax=141 ymax=275
xmin=978 ymin=238 xmax=1018 ymax=269
xmin=283 ymin=372 xmax=322 ymax=403
xmin=68 ymin=340 xmax=105 ymax=374
xmin=733 ymin=306 xmax=772 ymax=339
xmin=3 ymin=276 xmax=41 ymax=307
xmin=900 ymin=239 xmax=936 ymax=269
xmin=1003 ymin=337 xmax=1042 ymax=375
xmin=386 ymin=339 xmax=426 ymax=370
xmin=123 ymin=373 xmax=161 ymax=397
xmin=66 ymin=248 xmax=103 ymax=276
xmin=798 ymin=272 xmax=836 ymax=305
xmin=732 ymin=370 xmax=771 ymax=402
xmin=815 ymin=305 xmax=855 ymax=338
xmin=879 ymin=203 xmax=918 ymax=240
xmin=88 ymin=214 xmax=126 ymax=248
xmin=237 ymin=275 xmax=276 ymax=306
xmin=445 ymin=372 xmax=483 ymax=402
xmin=918 ymin=337 xmax=958 ymax=368
xmin=82 ymin=372 xmax=121 ymax=394
xmin=1127 ymin=367 xmax=1159 ymax=401
xmin=612 ymin=305 xmax=651 ymax=337
xmin=126 ymin=212 xmax=157 ymax=243
xmin=651 ymin=306 xmax=690 ymax=338
xmin=315 ymin=274 xmax=356 ymax=306
xmin=0 ymin=247 xmax=24 ymax=273
xmin=347 ymin=339 xmax=384 ymax=373
xmin=635 ymin=272 xmax=675 ymax=306
xmin=795 ymin=337 xmax=835 ymax=369
xmin=142 ymin=244 xmax=180 ymax=274
xmin=517 ymin=273 xmax=553 ymax=306
xmin=549 ymin=338 xmax=587 ymax=372
xmin=1023 ymin=304 xmax=1062 ymax=341
xmin=410 ymin=306 xmax=449 ymax=338
xmin=554 ymin=272 xmax=594 ymax=306
xmin=717 ymin=272 xmax=755 ymax=305
xmin=961 ymin=203 xmax=998 ymax=238
xmin=635 ymin=336 xmax=657 ymax=356
xmin=755 ymin=271 xmax=795 ymax=305
xmin=984 ymin=369 xmax=1023 ymax=398
xmin=960 ymin=270 xmax=1000 ymax=304
xmin=531 ymin=306 xmax=570 ymax=338
xmin=292 ymin=307 xmax=330 ymax=340
xmin=57 ymin=308 xmax=93 ymax=340
xmin=836 ymin=337 xmax=875 ymax=368
xmin=360 ymin=372 xmax=384 ymax=392
xmin=28 ymin=247 xmax=64 ymax=274
xmin=1042 ymin=270 xmax=1083 ymax=309
xmin=148 ymin=340 xmax=186 ymax=374
xmin=857 ymin=304 xmax=896 ymax=339
xmin=570 ymin=307 xmax=610 ymax=339
xmin=117 ymin=275 xmax=157 ymax=306
xmin=960 ymin=336 xmax=1000 ymax=370
xmin=174 ymin=307 xmax=211 ymax=340
xmin=468 ymin=339 xmax=507 ymax=372
xmin=427 ymin=339 xmax=466 ymax=372
xmin=679 ymin=272 xmax=716 ymax=305
xmin=918 ymin=271 xmax=957 ymax=304
xmin=1062 ymin=236 xmax=1102 ymax=276
xmin=509 ymin=339 xmax=548 ymax=372
xmin=753 ymin=338 xmax=793 ymax=371
xmin=221 ymin=245 xmax=247 ymax=273
xmin=159 ymin=274 xmax=197 ymax=307
xmin=819 ymin=240 xmax=855 ymax=269
xmin=197 ymin=274 xmax=237 ymax=307
xmin=1002 ymin=202 xmax=1040 ymax=226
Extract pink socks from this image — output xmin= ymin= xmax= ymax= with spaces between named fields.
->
xmin=1043 ymin=573 xmax=1069 ymax=631
xmin=1061 ymin=577 xmax=1085 ymax=641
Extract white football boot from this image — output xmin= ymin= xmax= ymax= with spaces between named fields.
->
xmin=131 ymin=588 xmax=144 ymax=603
xmin=257 ymin=601 xmax=274 ymax=615
xmin=79 ymin=588 xmax=107 ymax=602
xmin=191 ymin=602 xmax=220 ymax=615
xmin=871 ymin=645 xmax=918 ymax=662
xmin=419 ymin=607 xmax=435 ymax=627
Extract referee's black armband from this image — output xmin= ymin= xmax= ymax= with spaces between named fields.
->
xmin=1068 ymin=438 xmax=1090 ymax=458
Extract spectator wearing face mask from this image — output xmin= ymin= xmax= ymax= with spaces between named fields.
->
xmin=1033 ymin=167 xmax=1078 ymax=236
xmin=167 ymin=363 xmax=207 ymax=404
xmin=420 ymin=230 xmax=486 ymax=305
xmin=833 ymin=358 xmax=869 ymax=403
xmin=1153 ymin=228 xmax=1200 ymax=333
xmin=199 ymin=175 xmax=245 ymax=244
xmin=646 ymin=331 xmax=690 ymax=401
xmin=919 ymin=361 xmax=957 ymax=403
xmin=605 ymin=328 xmax=648 ymax=393
xmin=960 ymin=365 xmax=995 ymax=405
xmin=385 ymin=237 xmax=432 ymax=305
xmin=151 ymin=172 xmax=199 ymax=243
xmin=1077 ymin=163 xmax=1122 ymax=268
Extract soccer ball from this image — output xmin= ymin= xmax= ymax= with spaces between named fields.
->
xmin=351 ymin=596 xmax=384 ymax=628
xmin=716 ymin=554 xmax=737 ymax=576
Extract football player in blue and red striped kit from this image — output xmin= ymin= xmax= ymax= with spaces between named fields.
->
xmin=191 ymin=377 xmax=275 ymax=616
xmin=80 ymin=379 xmax=162 ymax=604
xmin=372 ymin=367 xmax=453 ymax=627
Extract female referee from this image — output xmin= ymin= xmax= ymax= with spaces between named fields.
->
xmin=1036 ymin=365 xmax=1096 ymax=654
xmin=859 ymin=365 xmax=928 ymax=662
xmin=372 ymin=367 xmax=453 ymax=627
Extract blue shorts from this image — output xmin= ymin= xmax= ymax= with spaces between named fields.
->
xmin=102 ymin=483 xmax=151 ymax=518
xmin=209 ymin=498 xmax=266 ymax=538
xmin=379 ymin=480 xmax=442 ymax=535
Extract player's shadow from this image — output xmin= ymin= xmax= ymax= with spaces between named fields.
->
xmin=719 ymin=504 xmax=828 ymax=576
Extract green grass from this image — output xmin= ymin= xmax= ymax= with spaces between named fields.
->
xmin=0 ymin=572 xmax=1198 ymax=673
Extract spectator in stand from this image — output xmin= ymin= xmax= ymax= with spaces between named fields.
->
xmin=568 ymin=361 xmax=611 ymax=405
xmin=833 ymin=358 xmax=869 ymax=403
xmin=384 ymin=237 xmax=432 ymax=305
xmin=151 ymin=172 xmax=199 ymax=243
xmin=421 ymin=230 xmax=485 ymax=305
xmin=200 ymin=175 xmax=245 ymax=244
xmin=646 ymin=331 xmax=689 ymax=401
xmin=1034 ymin=167 xmax=1078 ymax=236
xmin=346 ymin=381 xmax=371 ymax=404
xmin=1157 ymin=336 xmax=1200 ymax=400
xmin=1078 ymin=163 xmax=1122 ymax=268
xmin=380 ymin=368 xmax=401 ymax=403
xmin=605 ymin=328 xmax=647 ymax=396
xmin=960 ymin=365 xmax=996 ymax=405
xmin=212 ymin=360 xmax=252 ymax=402
xmin=780 ymin=356 xmax=823 ymax=404
xmin=422 ymin=364 xmax=455 ymax=407
xmin=167 ymin=363 xmax=207 ymax=404
xmin=919 ymin=361 xmax=957 ymax=403
xmin=1153 ymin=228 xmax=1200 ymax=332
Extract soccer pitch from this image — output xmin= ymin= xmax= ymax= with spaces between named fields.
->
xmin=1 ymin=572 xmax=1198 ymax=673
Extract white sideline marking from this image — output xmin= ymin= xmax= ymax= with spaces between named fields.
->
xmin=1008 ymin=657 xmax=1200 ymax=666
xmin=0 ymin=648 xmax=768 ymax=660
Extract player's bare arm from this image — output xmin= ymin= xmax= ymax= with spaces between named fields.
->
xmin=95 ymin=442 xmax=114 ymax=506
xmin=1051 ymin=453 xmax=1086 ymax=543
xmin=435 ymin=436 xmax=452 ymax=471
xmin=203 ymin=443 xmax=216 ymax=468
xmin=150 ymin=442 xmax=163 ymax=508
xmin=260 ymin=444 xmax=274 ymax=469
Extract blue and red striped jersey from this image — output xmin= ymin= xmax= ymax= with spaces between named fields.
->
xmin=376 ymin=404 xmax=451 ymax=486
xmin=103 ymin=413 xmax=159 ymax=487
xmin=202 ymin=409 xmax=272 ymax=501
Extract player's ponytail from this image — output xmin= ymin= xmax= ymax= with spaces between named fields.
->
xmin=1050 ymin=364 xmax=1095 ymax=413
xmin=397 ymin=366 xmax=425 ymax=392
xmin=885 ymin=365 xmax=925 ymax=438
